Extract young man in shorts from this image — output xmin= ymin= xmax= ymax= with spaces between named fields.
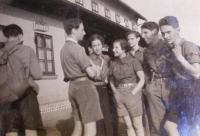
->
xmin=159 ymin=16 xmax=200 ymax=136
xmin=60 ymin=18 xmax=103 ymax=136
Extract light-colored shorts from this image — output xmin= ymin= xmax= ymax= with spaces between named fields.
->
xmin=114 ymin=86 xmax=143 ymax=118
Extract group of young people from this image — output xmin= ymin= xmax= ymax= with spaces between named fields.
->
xmin=0 ymin=15 xmax=199 ymax=136
xmin=61 ymin=16 xmax=200 ymax=136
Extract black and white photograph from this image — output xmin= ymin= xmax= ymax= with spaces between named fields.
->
xmin=0 ymin=0 xmax=200 ymax=136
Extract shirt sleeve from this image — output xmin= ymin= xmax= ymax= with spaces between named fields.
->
xmin=132 ymin=58 xmax=143 ymax=72
xmin=29 ymin=48 xmax=43 ymax=79
xmin=184 ymin=43 xmax=200 ymax=64
xmin=108 ymin=61 xmax=114 ymax=81
xmin=74 ymin=46 xmax=91 ymax=71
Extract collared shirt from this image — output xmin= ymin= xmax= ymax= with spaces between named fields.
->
xmin=109 ymin=54 xmax=143 ymax=86
xmin=7 ymin=42 xmax=42 ymax=79
xmin=130 ymin=47 xmax=145 ymax=64
xmin=60 ymin=40 xmax=91 ymax=81
xmin=172 ymin=39 xmax=200 ymax=80
xmin=89 ymin=54 xmax=110 ymax=82
xmin=65 ymin=37 xmax=78 ymax=44
xmin=1 ymin=41 xmax=42 ymax=92
xmin=143 ymin=39 xmax=174 ymax=79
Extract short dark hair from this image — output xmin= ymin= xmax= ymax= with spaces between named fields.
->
xmin=113 ymin=39 xmax=130 ymax=53
xmin=127 ymin=31 xmax=141 ymax=38
xmin=126 ymin=31 xmax=147 ymax=48
xmin=3 ymin=24 xmax=23 ymax=38
xmin=141 ymin=21 xmax=159 ymax=33
xmin=88 ymin=34 xmax=104 ymax=47
xmin=159 ymin=16 xmax=179 ymax=28
xmin=63 ymin=18 xmax=83 ymax=35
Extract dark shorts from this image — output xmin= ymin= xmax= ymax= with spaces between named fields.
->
xmin=69 ymin=79 xmax=103 ymax=123
xmin=114 ymin=86 xmax=143 ymax=118
xmin=0 ymin=103 xmax=20 ymax=133
xmin=166 ymin=79 xmax=200 ymax=125
xmin=0 ymin=87 xmax=43 ymax=132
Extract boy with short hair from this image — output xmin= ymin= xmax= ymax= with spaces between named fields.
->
xmin=1 ymin=24 xmax=43 ymax=136
xmin=159 ymin=16 xmax=200 ymax=136
xmin=60 ymin=18 xmax=103 ymax=136
xmin=141 ymin=21 xmax=174 ymax=136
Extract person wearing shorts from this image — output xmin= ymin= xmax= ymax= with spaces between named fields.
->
xmin=141 ymin=21 xmax=175 ymax=136
xmin=127 ymin=31 xmax=151 ymax=136
xmin=159 ymin=16 xmax=200 ymax=136
xmin=109 ymin=39 xmax=145 ymax=136
xmin=60 ymin=18 xmax=103 ymax=136
xmin=87 ymin=34 xmax=115 ymax=136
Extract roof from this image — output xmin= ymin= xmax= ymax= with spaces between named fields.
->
xmin=116 ymin=0 xmax=147 ymax=20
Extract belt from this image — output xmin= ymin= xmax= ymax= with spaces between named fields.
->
xmin=94 ymin=82 xmax=106 ymax=86
xmin=151 ymin=72 xmax=172 ymax=81
xmin=154 ymin=76 xmax=171 ymax=79
xmin=117 ymin=83 xmax=136 ymax=88
xmin=70 ymin=77 xmax=88 ymax=82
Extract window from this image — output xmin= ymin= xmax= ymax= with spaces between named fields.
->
xmin=75 ymin=0 xmax=84 ymax=6
xmin=124 ymin=18 xmax=129 ymax=28
xmin=0 ymin=25 xmax=4 ymax=30
xmin=132 ymin=22 xmax=137 ymax=30
xmin=115 ymin=13 xmax=120 ymax=24
xmin=105 ymin=8 xmax=111 ymax=19
xmin=35 ymin=33 xmax=55 ymax=76
xmin=91 ymin=1 xmax=99 ymax=13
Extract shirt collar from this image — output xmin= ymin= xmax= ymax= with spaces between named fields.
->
xmin=131 ymin=46 xmax=143 ymax=53
xmin=66 ymin=37 xmax=78 ymax=44
xmin=177 ymin=38 xmax=185 ymax=47
xmin=116 ymin=54 xmax=129 ymax=64
xmin=4 ymin=40 xmax=22 ymax=52
xmin=90 ymin=53 xmax=104 ymax=60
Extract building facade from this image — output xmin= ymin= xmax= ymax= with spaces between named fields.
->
xmin=0 ymin=0 xmax=146 ymax=135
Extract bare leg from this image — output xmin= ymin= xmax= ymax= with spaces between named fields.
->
xmin=5 ymin=132 xmax=18 ymax=136
xmin=132 ymin=115 xmax=145 ymax=136
xmin=164 ymin=120 xmax=180 ymax=136
xmin=25 ymin=129 xmax=37 ymax=136
xmin=191 ymin=128 xmax=200 ymax=136
xmin=123 ymin=116 xmax=136 ymax=136
xmin=71 ymin=121 xmax=82 ymax=136
xmin=83 ymin=121 xmax=96 ymax=136
xmin=196 ymin=130 xmax=200 ymax=136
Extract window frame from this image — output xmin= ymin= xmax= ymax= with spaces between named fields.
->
xmin=124 ymin=18 xmax=129 ymax=28
xmin=91 ymin=1 xmax=99 ymax=13
xmin=34 ymin=32 xmax=56 ymax=76
xmin=115 ymin=13 xmax=121 ymax=24
xmin=132 ymin=21 xmax=137 ymax=30
xmin=105 ymin=8 xmax=111 ymax=19
xmin=0 ymin=25 xmax=4 ymax=30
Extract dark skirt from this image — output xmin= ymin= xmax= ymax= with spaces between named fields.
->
xmin=0 ymin=87 xmax=43 ymax=133
xmin=0 ymin=103 xmax=20 ymax=133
